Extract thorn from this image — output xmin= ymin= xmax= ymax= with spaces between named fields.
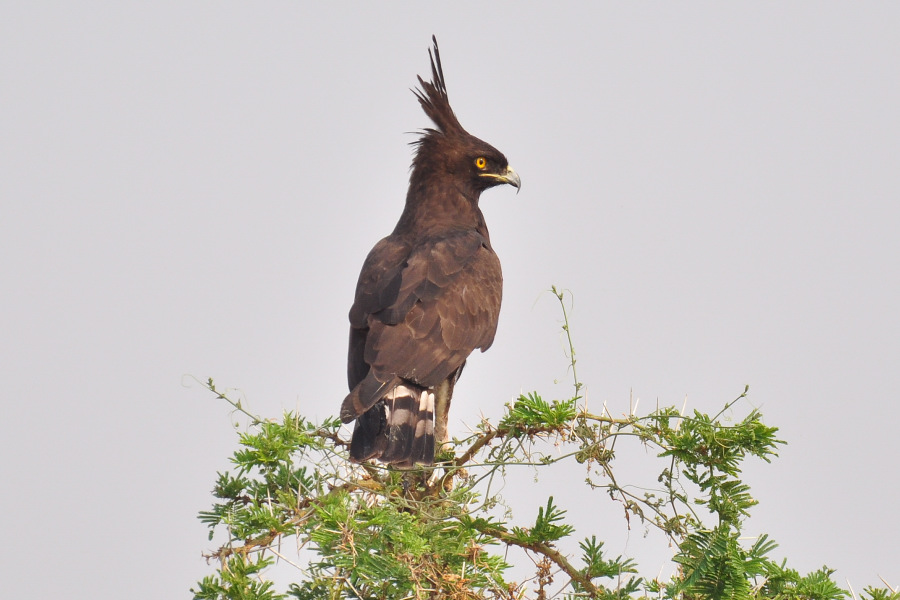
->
xmin=674 ymin=394 xmax=688 ymax=432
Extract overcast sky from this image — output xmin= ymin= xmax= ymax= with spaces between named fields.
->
xmin=2 ymin=2 xmax=898 ymax=598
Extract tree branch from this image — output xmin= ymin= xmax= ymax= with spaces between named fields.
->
xmin=470 ymin=520 xmax=601 ymax=598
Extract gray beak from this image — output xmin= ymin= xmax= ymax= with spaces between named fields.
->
xmin=502 ymin=166 xmax=521 ymax=192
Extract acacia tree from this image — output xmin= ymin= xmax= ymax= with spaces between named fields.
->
xmin=192 ymin=289 xmax=896 ymax=600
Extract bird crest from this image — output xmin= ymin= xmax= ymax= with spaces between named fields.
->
xmin=413 ymin=36 xmax=466 ymax=138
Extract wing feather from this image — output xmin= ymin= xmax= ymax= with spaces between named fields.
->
xmin=348 ymin=237 xmax=411 ymax=328
xmin=342 ymin=229 xmax=501 ymax=421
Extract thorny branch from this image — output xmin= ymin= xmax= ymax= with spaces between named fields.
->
xmin=470 ymin=520 xmax=601 ymax=597
xmin=195 ymin=289 xmax=790 ymax=600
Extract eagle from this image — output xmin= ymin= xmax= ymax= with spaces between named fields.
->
xmin=339 ymin=37 xmax=520 ymax=467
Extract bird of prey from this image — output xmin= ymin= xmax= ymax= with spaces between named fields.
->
xmin=339 ymin=37 xmax=520 ymax=467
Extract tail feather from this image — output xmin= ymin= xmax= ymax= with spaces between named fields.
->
xmin=409 ymin=387 xmax=435 ymax=462
xmin=348 ymin=384 xmax=435 ymax=467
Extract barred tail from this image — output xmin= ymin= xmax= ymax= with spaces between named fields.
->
xmin=348 ymin=384 xmax=436 ymax=467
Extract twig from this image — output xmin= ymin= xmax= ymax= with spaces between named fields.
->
xmin=551 ymin=286 xmax=582 ymax=400
xmin=470 ymin=520 xmax=601 ymax=598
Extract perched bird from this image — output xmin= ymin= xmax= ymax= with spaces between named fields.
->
xmin=340 ymin=37 xmax=520 ymax=467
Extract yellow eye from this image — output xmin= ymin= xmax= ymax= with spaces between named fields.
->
xmin=475 ymin=157 xmax=487 ymax=170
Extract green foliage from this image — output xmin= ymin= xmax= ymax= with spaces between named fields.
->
xmin=511 ymin=497 xmax=575 ymax=544
xmin=193 ymin=554 xmax=283 ymax=600
xmin=502 ymin=392 xmax=577 ymax=431
xmin=193 ymin=290 xmax=895 ymax=600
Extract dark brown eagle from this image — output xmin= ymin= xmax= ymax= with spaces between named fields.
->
xmin=339 ymin=37 xmax=520 ymax=467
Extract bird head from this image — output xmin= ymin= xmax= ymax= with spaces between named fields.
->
xmin=410 ymin=37 xmax=520 ymax=196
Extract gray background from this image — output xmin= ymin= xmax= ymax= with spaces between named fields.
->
xmin=2 ymin=2 xmax=898 ymax=597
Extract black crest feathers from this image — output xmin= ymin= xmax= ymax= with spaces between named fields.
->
xmin=413 ymin=36 xmax=465 ymax=136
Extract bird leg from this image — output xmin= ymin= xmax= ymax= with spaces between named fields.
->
xmin=433 ymin=378 xmax=452 ymax=455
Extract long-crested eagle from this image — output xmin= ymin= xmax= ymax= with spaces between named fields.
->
xmin=339 ymin=37 xmax=520 ymax=467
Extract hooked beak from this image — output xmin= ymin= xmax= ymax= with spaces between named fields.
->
xmin=480 ymin=165 xmax=521 ymax=193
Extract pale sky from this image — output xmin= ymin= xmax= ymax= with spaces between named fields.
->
xmin=2 ymin=3 xmax=898 ymax=597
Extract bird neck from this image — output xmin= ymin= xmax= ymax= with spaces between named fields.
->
xmin=394 ymin=179 xmax=489 ymax=239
